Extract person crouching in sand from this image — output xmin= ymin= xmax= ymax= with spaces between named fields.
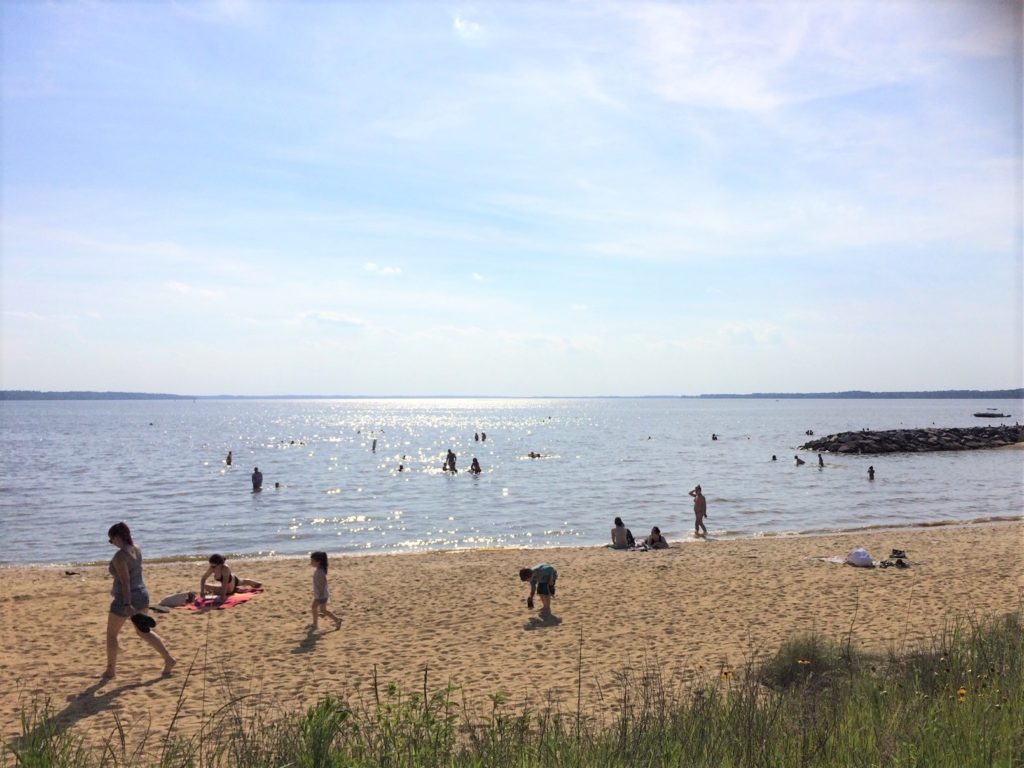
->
xmin=689 ymin=485 xmax=708 ymax=537
xmin=309 ymin=551 xmax=342 ymax=631
xmin=519 ymin=563 xmax=557 ymax=618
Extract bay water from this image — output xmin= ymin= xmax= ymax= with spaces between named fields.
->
xmin=0 ymin=398 xmax=1020 ymax=565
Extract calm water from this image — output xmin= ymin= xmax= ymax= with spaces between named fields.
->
xmin=0 ymin=398 xmax=1021 ymax=565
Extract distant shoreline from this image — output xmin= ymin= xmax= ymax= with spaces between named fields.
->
xmin=4 ymin=514 xmax=1020 ymax=568
xmin=2 ymin=388 xmax=1022 ymax=401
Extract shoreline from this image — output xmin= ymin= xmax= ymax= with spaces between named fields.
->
xmin=4 ymin=514 xmax=1021 ymax=569
xmin=2 ymin=521 xmax=1021 ymax=751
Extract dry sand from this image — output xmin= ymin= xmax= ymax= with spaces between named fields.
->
xmin=2 ymin=522 xmax=1021 ymax=751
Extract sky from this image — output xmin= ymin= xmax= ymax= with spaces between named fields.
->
xmin=1 ymin=1 xmax=1021 ymax=397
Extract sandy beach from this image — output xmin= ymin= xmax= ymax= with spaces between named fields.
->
xmin=2 ymin=521 xmax=1021 ymax=752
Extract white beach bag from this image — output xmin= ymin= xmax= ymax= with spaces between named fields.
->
xmin=845 ymin=548 xmax=874 ymax=568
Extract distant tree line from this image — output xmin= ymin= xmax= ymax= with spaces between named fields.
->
xmin=2 ymin=388 xmax=1022 ymax=401
xmin=697 ymin=389 xmax=1024 ymax=399
xmin=0 ymin=390 xmax=190 ymax=400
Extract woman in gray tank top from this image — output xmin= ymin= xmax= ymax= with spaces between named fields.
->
xmin=104 ymin=522 xmax=176 ymax=679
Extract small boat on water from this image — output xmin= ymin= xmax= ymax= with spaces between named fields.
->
xmin=974 ymin=409 xmax=1010 ymax=418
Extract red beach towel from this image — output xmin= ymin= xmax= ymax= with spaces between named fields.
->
xmin=187 ymin=588 xmax=264 ymax=612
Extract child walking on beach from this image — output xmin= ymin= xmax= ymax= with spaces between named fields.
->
xmin=309 ymin=551 xmax=342 ymax=631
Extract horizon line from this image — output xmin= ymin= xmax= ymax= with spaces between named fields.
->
xmin=2 ymin=388 xmax=1022 ymax=401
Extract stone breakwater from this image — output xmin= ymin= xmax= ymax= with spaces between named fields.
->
xmin=802 ymin=425 xmax=1024 ymax=454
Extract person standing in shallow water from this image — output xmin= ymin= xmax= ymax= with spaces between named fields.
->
xmin=103 ymin=522 xmax=175 ymax=679
xmin=689 ymin=485 xmax=708 ymax=537
xmin=252 ymin=467 xmax=263 ymax=491
xmin=443 ymin=450 xmax=458 ymax=473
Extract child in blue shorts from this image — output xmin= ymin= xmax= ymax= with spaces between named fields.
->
xmin=519 ymin=563 xmax=557 ymax=617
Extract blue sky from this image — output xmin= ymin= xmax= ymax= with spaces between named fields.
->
xmin=2 ymin=1 xmax=1021 ymax=396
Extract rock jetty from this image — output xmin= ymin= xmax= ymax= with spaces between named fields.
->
xmin=802 ymin=425 xmax=1023 ymax=455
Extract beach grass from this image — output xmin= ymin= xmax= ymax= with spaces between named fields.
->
xmin=5 ymin=612 xmax=1022 ymax=767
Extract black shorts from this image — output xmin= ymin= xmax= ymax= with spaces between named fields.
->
xmin=536 ymin=582 xmax=555 ymax=597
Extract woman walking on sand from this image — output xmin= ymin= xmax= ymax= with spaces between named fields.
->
xmin=103 ymin=522 xmax=176 ymax=679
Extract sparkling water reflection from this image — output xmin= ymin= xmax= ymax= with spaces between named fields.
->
xmin=0 ymin=398 xmax=1020 ymax=564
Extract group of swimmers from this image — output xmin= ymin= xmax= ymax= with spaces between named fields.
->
xmin=772 ymin=453 xmax=877 ymax=479
xmin=442 ymin=449 xmax=483 ymax=474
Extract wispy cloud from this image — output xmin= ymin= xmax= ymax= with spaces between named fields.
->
xmin=304 ymin=311 xmax=367 ymax=329
xmin=2 ymin=1 xmax=1017 ymax=393
xmin=365 ymin=262 xmax=402 ymax=277
xmin=171 ymin=0 xmax=256 ymax=25
xmin=165 ymin=281 xmax=225 ymax=300
xmin=453 ymin=14 xmax=482 ymax=41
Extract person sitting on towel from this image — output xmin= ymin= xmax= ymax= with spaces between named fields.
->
xmin=645 ymin=526 xmax=669 ymax=549
xmin=610 ymin=517 xmax=634 ymax=549
xmin=200 ymin=554 xmax=262 ymax=599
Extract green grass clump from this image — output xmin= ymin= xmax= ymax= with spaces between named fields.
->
xmin=758 ymin=632 xmax=860 ymax=691
xmin=5 ymin=613 xmax=1022 ymax=767
xmin=5 ymin=702 xmax=92 ymax=768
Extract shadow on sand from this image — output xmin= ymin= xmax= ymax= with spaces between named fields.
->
xmin=10 ymin=675 xmax=166 ymax=752
xmin=292 ymin=624 xmax=339 ymax=654
xmin=523 ymin=612 xmax=562 ymax=630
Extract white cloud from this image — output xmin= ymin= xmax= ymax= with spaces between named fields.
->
xmin=171 ymin=0 xmax=255 ymax=25
xmin=305 ymin=311 xmax=366 ymax=329
xmin=164 ymin=281 xmax=225 ymax=300
xmin=717 ymin=322 xmax=785 ymax=347
xmin=4 ymin=310 xmax=47 ymax=321
xmin=453 ymin=14 xmax=482 ymax=41
xmin=472 ymin=273 xmax=485 ymax=282
xmin=365 ymin=262 xmax=402 ymax=277
xmin=617 ymin=2 xmax=1007 ymax=114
